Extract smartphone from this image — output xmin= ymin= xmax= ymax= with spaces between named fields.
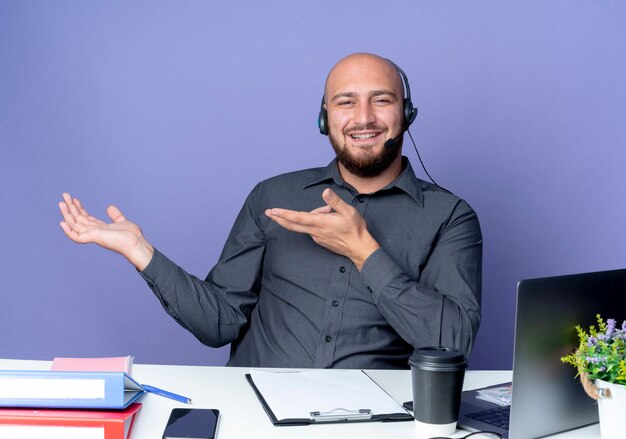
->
xmin=162 ymin=408 xmax=220 ymax=439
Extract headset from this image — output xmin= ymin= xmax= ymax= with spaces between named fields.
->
xmin=317 ymin=58 xmax=418 ymax=136
xmin=317 ymin=58 xmax=449 ymax=192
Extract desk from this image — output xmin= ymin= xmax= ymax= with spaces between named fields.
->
xmin=0 ymin=359 xmax=599 ymax=438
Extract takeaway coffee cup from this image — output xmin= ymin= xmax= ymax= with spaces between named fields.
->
xmin=409 ymin=346 xmax=467 ymax=438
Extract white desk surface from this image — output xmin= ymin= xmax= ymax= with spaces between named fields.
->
xmin=0 ymin=359 xmax=599 ymax=438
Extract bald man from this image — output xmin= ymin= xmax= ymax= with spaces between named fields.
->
xmin=59 ymin=53 xmax=482 ymax=369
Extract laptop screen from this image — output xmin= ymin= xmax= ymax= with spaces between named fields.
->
xmin=508 ymin=268 xmax=626 ymax=438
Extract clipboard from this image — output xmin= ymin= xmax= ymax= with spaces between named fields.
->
xmin=245 ymin=369 xmax=413 ymax=426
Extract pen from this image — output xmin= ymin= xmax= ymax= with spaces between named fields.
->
xmin=142 ymin=384 xmax=192 ymax=404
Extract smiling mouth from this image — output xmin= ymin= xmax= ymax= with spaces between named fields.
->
xmin=349 ymin=132 xmax=381 ymax=140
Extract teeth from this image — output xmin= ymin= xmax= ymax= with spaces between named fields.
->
xmin=351 ymin=133 xmax=376 ymax=139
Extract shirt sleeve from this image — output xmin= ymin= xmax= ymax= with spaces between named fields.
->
xmin=139 ymin=185 xmax=265 ymax=348
xmin=359 ymin=199 xmax=482 ymax=355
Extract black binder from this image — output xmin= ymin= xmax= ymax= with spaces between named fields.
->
xmin=245 ymin=370 xmax=413 ymax=426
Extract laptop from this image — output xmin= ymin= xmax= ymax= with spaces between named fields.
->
xmin=457 ymin=268 xmax=626 ymax=438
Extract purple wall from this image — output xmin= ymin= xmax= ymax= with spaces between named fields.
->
xmin=1 ymin=1 xmax=625 ymax=369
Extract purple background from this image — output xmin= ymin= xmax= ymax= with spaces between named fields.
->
xmin=1 ymin=1 xmax=625 ymax=370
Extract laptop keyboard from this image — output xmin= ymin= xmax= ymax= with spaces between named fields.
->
xmin=466 ymin=405 xmax=511 ymax=429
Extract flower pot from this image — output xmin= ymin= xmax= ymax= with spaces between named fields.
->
xmin=595 ymin=379 xmax=626 ymax=439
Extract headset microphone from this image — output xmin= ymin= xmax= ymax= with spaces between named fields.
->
xmin=384 ymin=134 xmax=403 ymax=149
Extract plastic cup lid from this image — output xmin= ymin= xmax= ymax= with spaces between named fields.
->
xmin=408 ymin=346 xmax=467 ymax=370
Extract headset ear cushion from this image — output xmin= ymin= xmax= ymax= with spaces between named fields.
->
xmin=404 ymin=99 xmax=418 ymax=127
xmin=318 ymin=107 xmax=328 ymax=135
xmin=318 ymin=95 xmax=329 ymax=135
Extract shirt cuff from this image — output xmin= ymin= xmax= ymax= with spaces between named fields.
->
xmin=359 ymin=248 xmax=404 ymax=302
xmin=138 ymin=247 xmax=172 ymax=285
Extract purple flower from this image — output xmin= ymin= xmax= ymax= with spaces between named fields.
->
xmin=587 ymin=336 xmax=597 ymax=347
xmin=606 ymin=319 xmax=616 ymax=338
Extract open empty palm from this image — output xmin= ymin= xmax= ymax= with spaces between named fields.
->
xmin=59 ymin=193 xmax=143 ymax=256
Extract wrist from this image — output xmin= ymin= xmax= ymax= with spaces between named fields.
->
xmin=127 ymin=238 xmax=154 ymax=272
xmin=352 ymin=237 xmax=380 ymax=271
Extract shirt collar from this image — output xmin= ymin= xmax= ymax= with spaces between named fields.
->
xmin=303 ymin=157 xmax=424 ymax=207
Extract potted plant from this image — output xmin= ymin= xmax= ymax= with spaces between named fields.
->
xmin=561 ymin=314 xmax=626 ymax=439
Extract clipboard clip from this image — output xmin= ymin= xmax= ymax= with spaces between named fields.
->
xmin=310 ymin=408 xmax=373 ymax=422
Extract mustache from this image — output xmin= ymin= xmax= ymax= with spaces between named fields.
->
xmin=344 ymin=124 xmax=385 ymax=134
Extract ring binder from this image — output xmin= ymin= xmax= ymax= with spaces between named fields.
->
xmin=310 ymin=408 xmax=373 ymax=422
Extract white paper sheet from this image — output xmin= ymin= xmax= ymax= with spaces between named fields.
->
xmin=249 ymin=369 xmax=408 ymax=421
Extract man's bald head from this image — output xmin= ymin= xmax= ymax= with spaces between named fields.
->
xmin=324 ymin=53 xmax=405 ymax=106
xmin=321 ymin=53 xmax=408 ymax=179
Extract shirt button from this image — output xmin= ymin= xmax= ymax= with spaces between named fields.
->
xmin=357 ymin=197 xmax=365 ymax=203
xmin=325 ymin=336 xmax=332 ymax=342
xmin=331 ymin=300 xmax=339 ymax=307
xmin=339 ymin=266 xmax=346 ymax=273
xmin=147 ymin=282 xmax=155 ymax=288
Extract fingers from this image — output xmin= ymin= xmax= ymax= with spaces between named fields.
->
xmin=73 ymin=197 xmax=94 ymax=219
xmin=59 ymin=200 xmax=92 ymax=243
xmin=66 ymin=198 xmax=90 ymax=227
xmin=62 ymin=192 xmax=81 ymax=211
xmin=265 ymin=189 xmax=350 ymax=229
xmin=59 ymin=220 xmax=83 ymax=243
xmin=59 ymin=193 xmax=103 ymax=241
xmin=61 ymin=193 xmax=86 ymax=222
xmin=265 ymin=212 xmax=314 ymax=234
xmin=59 ymin=196 xmax=79 ymax=228
xmin=310 ymin=205 xmax=333 ymax=214
xmin=265 ymin=208 xmax=327 ymax=237
xmin=265 ymin=189 xmax=359 ymax=238
xmin=266 ymin=208 xmax=321 ymax=227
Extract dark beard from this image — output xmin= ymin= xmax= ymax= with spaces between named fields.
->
xmin=330 ymin=135 xmax=402 ymax=178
